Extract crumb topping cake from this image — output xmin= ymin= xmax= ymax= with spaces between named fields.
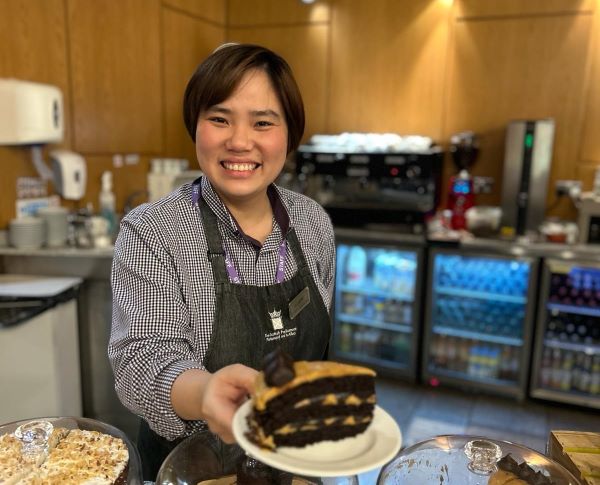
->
xmin=0 ymin=427 xmax=129 ymax=485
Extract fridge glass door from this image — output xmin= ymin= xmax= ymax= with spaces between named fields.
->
xmin=427 ymin=252 xmax=532 ymax=389
xmin=532 ymin=260 xmax=600 ymax=408
xmin=333 ymin=243 xmax=418 ymax=371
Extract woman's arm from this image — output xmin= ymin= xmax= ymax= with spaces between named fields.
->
xmin=171 ymin=364 xmax=257 ymax=443
xmin=109 ymin=214 xmax=204 ymax=439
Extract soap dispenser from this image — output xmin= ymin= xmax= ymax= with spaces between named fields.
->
xmin=99 ymin=171 xmax=116 ymax=239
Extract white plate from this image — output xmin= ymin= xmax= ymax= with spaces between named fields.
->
xmin=232 ymin=401 xmax=402 ymax=477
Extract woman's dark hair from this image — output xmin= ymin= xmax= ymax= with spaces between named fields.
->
xmin=183 ymin=43 xmax=305 ymax=154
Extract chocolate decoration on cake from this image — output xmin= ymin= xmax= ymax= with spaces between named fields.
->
xmin=263 ymin=348 xmax=295 ymax=387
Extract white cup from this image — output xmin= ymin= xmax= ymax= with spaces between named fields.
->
xmin=37 ymin=206 xmax=69 ymax=248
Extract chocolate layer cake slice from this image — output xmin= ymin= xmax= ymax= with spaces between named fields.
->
xmin=247 ymin=350 xmax=377 ymax=450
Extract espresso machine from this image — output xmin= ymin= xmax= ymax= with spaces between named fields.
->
xmin=294 ymin=134 xmax=443 ymax=233
xmin=446 ymin=132 xmax=480 ymax=230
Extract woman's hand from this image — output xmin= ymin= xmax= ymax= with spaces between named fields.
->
xmin=199 ymin=364 xmax=259 ymax=442
xmin=171 ymin=364 xmax=258 ymax=443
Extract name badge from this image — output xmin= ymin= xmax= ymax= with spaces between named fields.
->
xmin=289 ymin=286 xmax=310 ymax=320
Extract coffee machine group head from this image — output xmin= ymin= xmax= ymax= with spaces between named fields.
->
xmin=450 ymin=131 xmax=480 ymax=172
xmin=446 ymin=131 xmax=480 ymax=230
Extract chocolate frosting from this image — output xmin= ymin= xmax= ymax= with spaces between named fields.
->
xmin=497 ymin=454 xmax=554 ymax=485
xmin=262 ymin=348 xmax=295 ymax=386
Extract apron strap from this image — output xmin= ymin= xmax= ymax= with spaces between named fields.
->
xmin=197 ymin=195 xmax=230 ymax=284
xmin=285 ymin=228 xmax=312 ymax=280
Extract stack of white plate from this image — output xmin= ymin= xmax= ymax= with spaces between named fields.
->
xmin=37 ymin=206 xmax=69 ymax=247
xmin=9 ymin=217 xmax=45 ymax=249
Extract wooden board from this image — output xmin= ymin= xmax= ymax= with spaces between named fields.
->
xmin=228 ymin=0 xmax=330 ymax=26
xmin=163 ymin=8 xmax=224 ymax=164
xmin=549 ymin=431 xmax=600 ymax=485
xmin=228 ymin=25 xmax=329 ymax=141
xmin=68 ymin=0 xmax=163 ymax=154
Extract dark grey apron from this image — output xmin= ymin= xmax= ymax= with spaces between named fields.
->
xmin=138 ymin=193 xmax=332 ymax=480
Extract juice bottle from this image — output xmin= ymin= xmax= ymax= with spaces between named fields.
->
xmin=346 ymin=245 xmax=367 ymax=287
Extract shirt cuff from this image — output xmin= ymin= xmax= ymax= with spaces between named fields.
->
xmin=151 ymin=360 xmax=205 ymax=440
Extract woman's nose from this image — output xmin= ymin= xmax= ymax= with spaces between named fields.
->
xmin=226 ymin=124 xmax=252 ymax=151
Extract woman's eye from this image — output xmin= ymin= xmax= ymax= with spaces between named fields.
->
xmin=256 ymin=120 xmax=274 ymax=128
xmin=209 ymin=117 xmax=227 ymax=124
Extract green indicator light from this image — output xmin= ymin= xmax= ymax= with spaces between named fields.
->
xmin=525 ymin=134 xmax=533 ymax=149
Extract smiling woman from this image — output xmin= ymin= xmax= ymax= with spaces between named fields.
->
xmin=108 ymin=43 xmax=335 ymax=481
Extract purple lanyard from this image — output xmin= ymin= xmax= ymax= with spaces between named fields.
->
xmin=193 ymin=184 xmax=287 ymax=284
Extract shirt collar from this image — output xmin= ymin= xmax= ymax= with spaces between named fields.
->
xmin=198 ymin=176 xmax=291 ymax=248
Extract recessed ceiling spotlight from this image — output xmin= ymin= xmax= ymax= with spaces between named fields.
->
xmin=301 ymin=0 xmax=316 ymax=4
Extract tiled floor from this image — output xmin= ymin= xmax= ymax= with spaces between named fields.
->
xmin=357 ymin=377 xmax=600 ymax=484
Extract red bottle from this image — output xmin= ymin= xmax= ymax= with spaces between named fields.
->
xmin=447 ymin=169 xmax=475 ymax=230
xmin=446 ymin=132 xmax=479 ymax=230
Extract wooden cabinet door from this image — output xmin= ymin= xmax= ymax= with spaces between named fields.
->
xmin=68 ymin=0 xmax=163 ymax=154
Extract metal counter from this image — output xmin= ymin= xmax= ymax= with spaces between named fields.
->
xmin=0 ymin=246 xmax=139 ymax=442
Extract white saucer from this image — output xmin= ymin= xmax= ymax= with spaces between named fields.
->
xmin=232 ymin=401 xmax=402 ymax=477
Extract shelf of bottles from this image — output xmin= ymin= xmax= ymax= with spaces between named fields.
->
xmin=532 ymin=261 xmax=600 ymax=408
xmin=426 ymin=252 xmax=533 ymax=392
xmin=333 ymin=243 xmax=419 ymax=375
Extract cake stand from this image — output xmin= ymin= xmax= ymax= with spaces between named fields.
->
xmin=0 ymin=416 xmax=143 ymax=484
xmin=376 ymin=435 xmax=581 ymax=485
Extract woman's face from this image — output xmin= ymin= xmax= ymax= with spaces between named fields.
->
xmin=195 ymin=69 xmax=288 ymax=207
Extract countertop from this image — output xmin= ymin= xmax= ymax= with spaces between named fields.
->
xmin=0 ymin=245 xmax=114 ymax=258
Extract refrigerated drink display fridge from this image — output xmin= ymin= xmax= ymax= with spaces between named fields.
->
xmin=530 ymin=259 xmax=600 ymax=409
xmin=423 ymin=249 xmax=537 ymax=399
xmin=332 ymin=229 xmax=424 ymax=380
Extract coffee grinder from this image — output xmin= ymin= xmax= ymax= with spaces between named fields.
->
xmin=446 ymin=131 xmax=480 ymax=230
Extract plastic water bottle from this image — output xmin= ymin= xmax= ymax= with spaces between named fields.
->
xmin=346 ymin=246 xmax=367 ymax=287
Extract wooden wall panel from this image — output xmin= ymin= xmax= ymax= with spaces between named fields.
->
xmin=457 ymin=0 xmax=595 ymax=18
xmin=0 ymin=0 xmax=70 ymax=228
xmin=68 ymin=0 xmax=163 ymax=154
xmin=228 ymin=0 xmax=329 ymax=26
xmin=327 ymin=0 xmax=451 ymax=139
xmin=163 ymin=8 xmax=225 ymax=165
xmin=162 ymin=0 xmax=226 ymax=24
xmin=228 ymin=25 xmax=329 ymax=140
xmin=580 ymin=6 xmax=600 ymax=164
xmin=444 ymin=13 xmax=593 ymax=217
xmin=79 ymin=156 xmax=151 ymax=214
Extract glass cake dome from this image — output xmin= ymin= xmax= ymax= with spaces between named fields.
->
xmin=0 ymin=416 xmax=143 ymax=484
xmin=156 ymin=429 xmax=359 ymax=485
xmin=376 ymin=435 xmax=581 ymax=485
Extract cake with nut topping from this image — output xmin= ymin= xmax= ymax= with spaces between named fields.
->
xmin=0 ymin=427 xmax=129 ymax=485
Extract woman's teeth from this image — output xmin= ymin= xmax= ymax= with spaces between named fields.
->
xmin=222 ymin=162 xmax=257 ymax=171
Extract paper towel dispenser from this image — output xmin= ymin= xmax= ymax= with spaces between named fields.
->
xmin=0 ymin=79 xmax=64 ymax=145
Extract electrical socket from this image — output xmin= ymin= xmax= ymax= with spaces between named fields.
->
xmin=555 ymin=180 xmax=582 ymax=198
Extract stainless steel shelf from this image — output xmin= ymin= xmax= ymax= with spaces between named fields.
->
xmin=435 ymin=286 xmax=526 ymax=304
xmin=337 ymin=314 xmax=412 ymax=333
xmin=427 ymin=366 xmax=519 ymax=390
xmin=338 ymin=284 xmax=414 ymax=302
xmin=546 ymin=303 xmax=600 ymax=318
xmin=544 ymin=339 xmax=600 ymax=354
xmin=432 ymin=325 xmax=522 ymax=346
xmin=531 ymin=387 xmax=600 ymax=410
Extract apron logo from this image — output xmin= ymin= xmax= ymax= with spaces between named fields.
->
xmin=269 ymin=309 xmax=283 ymax=330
